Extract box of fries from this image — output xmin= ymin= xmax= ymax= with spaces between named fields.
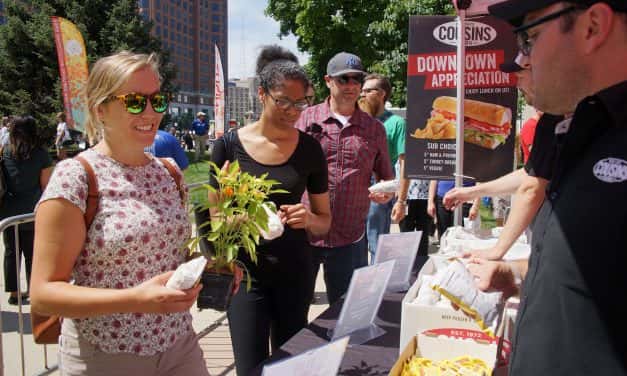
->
xmin=389 ymin=333 xmax=506 ymax=376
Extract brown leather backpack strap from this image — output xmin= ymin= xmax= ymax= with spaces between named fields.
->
xmin=74 ymin=155 xmax=99 ymax=228
xmin=159 ymin=158 xmax=185 ymax=204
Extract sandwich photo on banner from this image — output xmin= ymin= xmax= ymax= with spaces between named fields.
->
xmin=412 ymin=96 xmax=512 ymax=150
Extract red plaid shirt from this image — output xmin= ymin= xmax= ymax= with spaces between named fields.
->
xmin=295 ymin=98 xmax=393 ymax=248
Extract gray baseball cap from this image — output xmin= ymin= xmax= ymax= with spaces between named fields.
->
xmin=326 ymin=52 xmax=365 ymax=77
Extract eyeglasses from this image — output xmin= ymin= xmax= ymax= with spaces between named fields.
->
xmin=266 ymin=92 xmax=309 ymax=111
xmin=334 ymin=74 xmax=364 ymax=86
xmin=514 ymin=5 xmax=581 ymax=56
xmin=361 ymin=88 xmax=380 ymax=95
xmin=107 ymin=92 xmax=170 ymax=114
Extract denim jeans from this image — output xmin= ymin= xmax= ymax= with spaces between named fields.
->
xmin=310 ymin=237 xmax=367 ymax=306
xmin=366 ymin=199 xmax=394 ymax=263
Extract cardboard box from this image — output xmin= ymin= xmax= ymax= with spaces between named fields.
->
xmin=400 ymin=257 xmax=486 ymax=353
xmin=389 ymin=333 xmax=505 ymax=376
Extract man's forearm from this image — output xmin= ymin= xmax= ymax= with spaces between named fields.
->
xmin=471 ymin=169 xmax=527 ymax=198
xmin=493 ymin=176 xmax=548 ymax=257
xmin=397 ymin=156 xmax=409 ymax=200
xmin=428 ymin=180 xmax=437 ymax=203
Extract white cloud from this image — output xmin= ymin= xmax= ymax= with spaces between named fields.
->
xmin=227 ymin=0 xmax=309 ymax=80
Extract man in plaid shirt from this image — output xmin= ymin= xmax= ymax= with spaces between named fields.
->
xmin=296 ymin=52 xmax=394 ymax=305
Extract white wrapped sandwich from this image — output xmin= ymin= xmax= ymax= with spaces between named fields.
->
xmin=166 ymin=256 xmax=208 ymax=290
xmin=368 ymin=179 xmax=400 ymax=194
xmin=259 ymin=202 xmax=284 ymax=241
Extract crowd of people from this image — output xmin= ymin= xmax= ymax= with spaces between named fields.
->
xmin=0 ymin=0 xmax=625 ymax=374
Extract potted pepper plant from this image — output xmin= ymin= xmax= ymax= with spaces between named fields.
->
xmin=189 ymin=160 xmax=285 ymax=311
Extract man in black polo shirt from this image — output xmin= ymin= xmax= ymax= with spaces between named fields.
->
xmin=468 ymin=0 xmax=627 ymax=374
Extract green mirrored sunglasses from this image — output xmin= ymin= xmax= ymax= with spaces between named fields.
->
xmin=108 ymin=92 xmax=170 ymax=114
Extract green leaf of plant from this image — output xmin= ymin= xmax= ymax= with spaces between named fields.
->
xmin=211 ymin=220 xmax=224 ymax=232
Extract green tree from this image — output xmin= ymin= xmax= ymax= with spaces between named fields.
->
xmin=0 ymin=0 xmax=176 ymax=141
xmin=266 ymin=0 xmax=454 ymax=106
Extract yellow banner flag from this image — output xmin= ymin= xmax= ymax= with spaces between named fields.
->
xmin=51 ymin=16 xmax=88 ymax=132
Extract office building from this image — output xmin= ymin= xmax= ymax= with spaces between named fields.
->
xmin=227 ymin=78 xmax=262 ymax=126
xmin=138 ymin=0 xmax=227 ymax=117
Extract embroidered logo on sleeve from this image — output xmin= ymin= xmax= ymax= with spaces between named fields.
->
xmin=593 ymin=158 xmax=627 ymax=183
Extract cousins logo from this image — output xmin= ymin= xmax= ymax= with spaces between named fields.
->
xmin=433 ymin=21 xmax=497 ymax=47
xmin=593 ymin=158 xmax=627 ymax=183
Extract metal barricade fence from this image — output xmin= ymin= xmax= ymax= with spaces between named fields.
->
xmin=0 ymin=180 xmax=209 ymax=376
xmin=0 ymin=213 xmax=42 ymax=376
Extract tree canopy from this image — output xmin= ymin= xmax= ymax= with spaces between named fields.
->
xmin=0 ymin=0 xmax=175 ymax=139
xmin=266 ymin=0 xmax=455 ymax=106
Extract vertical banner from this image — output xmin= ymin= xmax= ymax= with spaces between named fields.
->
xmin=214 ymin=44 xmax=225 ymax=135
xmin=51 ymin=16 xmax=88 ymax=132
xmin=405 ymin=16 xmax=518 ymax=182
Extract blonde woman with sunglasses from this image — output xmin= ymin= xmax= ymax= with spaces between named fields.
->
xmin=30 ymin=51 xmax=210 ymax=375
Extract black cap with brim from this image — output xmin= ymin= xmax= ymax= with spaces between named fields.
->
xmin=500 ymin=61 xmax=523 ymax=73
xmin=489 ymin=0 xmax=627 ymax=27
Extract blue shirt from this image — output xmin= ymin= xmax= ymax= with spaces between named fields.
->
xmin=191 ymin=118 xmax=209 ymax=136
xmin=146 ymin=130 xmax=189 ymax=170
xmin=436 ymin=179 xmax=474 ymax=198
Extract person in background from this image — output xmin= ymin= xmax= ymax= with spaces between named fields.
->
xmin=361 ymin=73 xmax=407 ymax=261
xmin=55 ymin=112 xmax=73 ymax=160
xmin=520 ymin=109 xmax=542 ymax=164
xmin=305 ymin=81 xmax=316 ymax=106
xmin=146 ymin=127 xmax=189 ymax=170
xmin=30 ymin=51 xmax=211 ymax=375
xmin=183 ymin=130 xmax=194 ymax=151
xmin=191 ymin=111 xmax=209 ymax=161
xmin=428 ymin=179 xmax=480 ymax=239
xmin=395 ymin=175 xmax=432 ymax=257
xmin=295 ymin=52 xmax=393 ymax=305
xmin=0 ymin=116 xmax=10 ymax=146
xmin=209 ymin=45 xmax=330 ymax=376
xmin=227 ymin=119 xmax=239 ymax=133
xmin=1 ymin=116 xmax=53 ymax=305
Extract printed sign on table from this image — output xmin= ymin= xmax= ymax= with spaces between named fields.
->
xmin=374 ymin=231 xmax=422 ymax=291
xmin=405 ymin=16 xmax=519 ymax=182
xmin=331 ymin=260 xmax=395 ymax=345
xmin=261 ymin=337 xmax=350 ymax=376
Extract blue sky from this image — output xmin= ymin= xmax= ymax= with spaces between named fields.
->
xmin=227 ymin=0 xmax=309 ymax=80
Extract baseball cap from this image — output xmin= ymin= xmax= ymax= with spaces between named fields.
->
xmin=326 ymin=52 xmax=365 ymax=77
xmin=500 ymin=53 xmax=525 ymax=73
xmin=489 ymin=0 xmax=627 ymax=27
xmin=197 ymin=111 xmax=206 ymax=117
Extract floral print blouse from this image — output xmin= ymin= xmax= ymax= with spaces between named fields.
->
xmin=38 ymin=149 xmax=191 ymax=356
